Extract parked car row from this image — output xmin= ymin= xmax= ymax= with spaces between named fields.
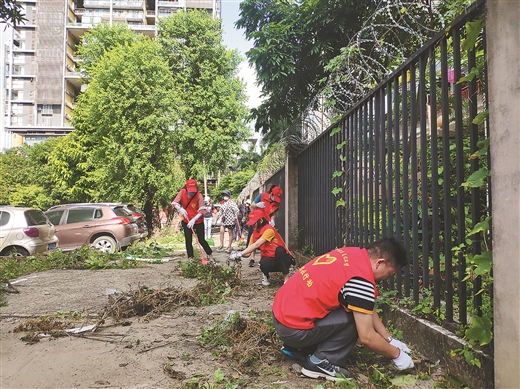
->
xmin=0 ymin=203 xmax=148 ymax=257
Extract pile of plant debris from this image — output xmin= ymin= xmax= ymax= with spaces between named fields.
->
xmin=99 ymin=284 xmax=212 ymax=323
xmin=13 ymin=316 xmax=93 ymax=343
xmin=197 ymin=311 xmax=282 ymax=372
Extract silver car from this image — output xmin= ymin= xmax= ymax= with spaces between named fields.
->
xmin=0 ymin=206 xmax=59 ymax=257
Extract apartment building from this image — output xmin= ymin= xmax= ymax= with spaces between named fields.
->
xmin=0 ymin=0 xmax=221 ymax=150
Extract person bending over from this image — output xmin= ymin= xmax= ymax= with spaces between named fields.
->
xmin=272 ymin=237 xmax=414 ymax=381
xmin=171 ymin=179 xmax=215 ymax=264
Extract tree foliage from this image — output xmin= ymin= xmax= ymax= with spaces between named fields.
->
xmin=0 ymin=140 xmax=60 ymax=209
xmin=1 ymin=0 xmax=26 ymax=28
xmin=236 ymin=0 xmax=377 ymax=144
xmin=156 ymin=10 xmax=250 ymax=177
xmin=49 ymin=36 xmax=185 ymax=224
xmin=212 ymin=169 xmax=256 ymax=200
xmin=75 ymin=22 xmax=145 ymax=79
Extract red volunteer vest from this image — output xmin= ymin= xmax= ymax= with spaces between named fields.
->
xmin=180 ymin=189 xmax=203 ymax=224
xmin=252 ymin=223 xmax=287 ymax=258
xmin=272 ymin=247 xmax=375 ymax=330
xmin=260 ymin=192 xmax=280 ymax=216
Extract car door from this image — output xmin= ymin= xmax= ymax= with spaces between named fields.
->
xmin=55 ymin=207 xmax=98 ymax=250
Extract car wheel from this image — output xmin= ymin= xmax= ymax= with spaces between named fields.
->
xmin=2 ymin=247 xmax=30 ymax=257
xmin=91 ymin=236 xmax=117 ymax=253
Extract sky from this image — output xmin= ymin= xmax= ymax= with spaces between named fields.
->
xmin=220 ymin=0 xmax=263 ymax=110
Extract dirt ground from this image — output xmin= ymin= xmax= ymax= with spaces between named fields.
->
xmin=0 ymin=239 xmax=442 ymax=389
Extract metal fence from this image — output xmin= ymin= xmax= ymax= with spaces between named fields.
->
xmin=294 ymin=0 xmax=489 ymax=326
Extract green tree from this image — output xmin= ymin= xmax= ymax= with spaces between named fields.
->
xmin=232 ymin=143 xmax=264 ymax=172
xmin=1 ymin=0 xmax=26 ymax=27
xmin=75 ymin=22 xmax=145 ymax=78
xmin=213 ymin=169 xmax=256 ymax=200
xmin=0 ymin=140 xmax=60 ymax=209
xmin=156 ymin=10 xmax=250 ymax=178
xmin=50 ymin=37 xmax=185 ymax=232
xmin=236 ymin=0 xmax=377 ymax=144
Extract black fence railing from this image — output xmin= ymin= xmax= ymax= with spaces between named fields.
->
xmin=294 ymin=0 xmax=489 ymax=326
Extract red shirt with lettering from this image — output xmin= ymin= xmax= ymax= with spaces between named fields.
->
xmin=272 ymin=247 xmax=376 ymax=329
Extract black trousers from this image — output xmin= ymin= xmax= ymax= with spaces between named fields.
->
xmin=246 ymin=226 xmax=253 ymax=247
xmin=181 ymin=221 xmax=212 ymax=258
xmin=259 ymin=246 xmax=293 ymax=277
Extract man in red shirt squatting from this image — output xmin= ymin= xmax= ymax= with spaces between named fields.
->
xmin=230 ymin=209 xmax=294 ymax=286
xmin=272 ymin=238 xmax=413 ymax=381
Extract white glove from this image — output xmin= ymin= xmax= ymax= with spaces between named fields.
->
xmin=187 ymin=213 xmax=201 ymax=229
xmin=230 ymin=251 xmax=242 ymax=260
xmin=389 ymin=338 xmax=411 ymax=354
xmin=173 ymin=203 xmax=188 ymax=218
xmin=255 ymin=201 xmax=265 ymax=208
xmin=393 ymin=350 xmax=414 ymax=370
xmin=269 ymin=219 xmax=275 ymax=227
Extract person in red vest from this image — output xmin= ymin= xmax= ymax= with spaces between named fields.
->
xmin=272 ymin=238 xmax=413 ymax=382
xmin=171 ymin=179 xmax=215 ymax=264
xmin=253 ymin=185 xmax=283 ymax=226
xmin=230 ymin=208 xmax=294 ymax=286
xmin=247 ymin=185 xmax=283 ymax=267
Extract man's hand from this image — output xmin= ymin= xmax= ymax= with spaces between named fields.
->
xmin=187 ymin=218 xmax=196 ymax=229
xmin=230 ymin=251 xmax=242 ymax=260
xmin=393 ymin=350 xmax=414 ymax=370
xmin=255 ymin=202 xmax=265 ymax=208
xmin=389 ymin=338 xmax=411 ymax=354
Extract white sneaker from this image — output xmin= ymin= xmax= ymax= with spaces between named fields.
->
xmin=259 ymin=274 xmax=270 ymax=286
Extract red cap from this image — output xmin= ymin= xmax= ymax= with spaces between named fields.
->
xmin=185 ymin=179 xmax=197 ymax=191
xmin=271 ymin=186 xmax=283 ymax=202
xmin=246 ymin=209 xmax=267 ymax=226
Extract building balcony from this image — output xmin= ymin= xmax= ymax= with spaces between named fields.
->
xmin=12 ymin=47 xmax=36 ymax=53
xmin=158 ymin=0 xmax=185 ymax=7
xmin=113 ymin=0 xmax=144 ymax=9
xmin=7 ymin=125 xmax=74 ymax=135
xmin=83 ymin=0 xmax=111 ymax=8
xmin=65 ymin=71 xmax=83 ymax=78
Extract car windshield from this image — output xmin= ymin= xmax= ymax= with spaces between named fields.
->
xmin=25 ymin=209 xmax=47 ymax=226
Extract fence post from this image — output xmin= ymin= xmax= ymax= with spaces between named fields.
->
xmin=285 ymin=152 xmax=298 ymax=250
xmin=488 ymin=1 xmax=520 ymax=387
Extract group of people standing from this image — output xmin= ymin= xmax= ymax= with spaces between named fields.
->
xmin=171 ymin=178 xmax=414 ymax=383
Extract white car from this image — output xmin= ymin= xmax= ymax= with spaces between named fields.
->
xmin=0 ymin=206 xmax=59 ymax=256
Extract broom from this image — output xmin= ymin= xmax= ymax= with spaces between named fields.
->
xmin=236 ymin=219 xmax=245 ymax=243
xmin=191 ymin=227 xmax=208 ymax=265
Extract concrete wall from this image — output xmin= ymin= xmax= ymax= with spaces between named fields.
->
xmin=487 ymin=1 xmax=520 ymax=388
xmin=285 ymin=153 xmax=298 ymax=249
xmin=383 ymin=308 xmax=493 ymax=388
